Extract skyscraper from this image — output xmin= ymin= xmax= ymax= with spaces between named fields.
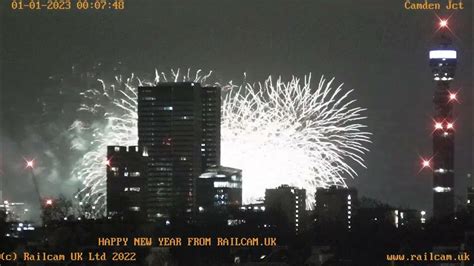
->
xmin=138 ymin=82 xmax=221 ymax=223
xmin=429 ymin=25 xmax=457 ymax=219
xmin=106 ymin=146 xmax=147 ymax=221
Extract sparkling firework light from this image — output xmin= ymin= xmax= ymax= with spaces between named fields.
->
xmin=222 ymin=75 xmax=371 ymax=203
xmin=71 ymin=70 xmax=371 ymax=216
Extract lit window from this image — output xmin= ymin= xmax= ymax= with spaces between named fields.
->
xmin=214 ymin=181 xmax=241 ymax=188
xmin=433 ymin=186 xmax=452 ymax=193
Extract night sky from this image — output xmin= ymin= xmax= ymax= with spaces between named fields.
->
xmin=0 ymin=0 xmax=472 ymax=216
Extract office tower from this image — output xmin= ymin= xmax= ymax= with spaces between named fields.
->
xmin=106 ymin=146 xmax=147 ymax=220
xmin=138 ymin=82 xmax=221 ymax=223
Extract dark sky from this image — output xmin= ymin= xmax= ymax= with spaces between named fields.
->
xmin=0 ymin=0 xmax=472 ymax=214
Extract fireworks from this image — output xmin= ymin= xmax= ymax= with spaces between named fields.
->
xmin=222 ymin=75 xmax=371 ymax=203
xmin=71 ymin=69 xmax=371 ymax=215
xmin=71 ymin=69 xmax=214 ymax=216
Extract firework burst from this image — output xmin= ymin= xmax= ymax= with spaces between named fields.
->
xmin=71 ymin=69 xmax=370 ymax=216
xmin=222 ymin=74 xmax=371 ymax=203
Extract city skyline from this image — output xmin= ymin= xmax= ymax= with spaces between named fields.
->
xmin=0 ymin=1 xmax=472 ymax=217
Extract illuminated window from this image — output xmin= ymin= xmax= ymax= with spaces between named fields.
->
xmin=433 ymin=186 xmax=452 ymax=193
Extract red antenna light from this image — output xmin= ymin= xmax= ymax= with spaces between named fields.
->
xmin=439 ymin=19 xmax=448 ymax=28
xmin=434 ymin=122 xmax=443 ymax=130
xmin=25 ymin=159 xmax=34 ymax=169
xmin=420 ymin=157 xmax=433 ymax=171
xmin=449 ymin=93 xmax=456 ymax=100
xmin=422 ymin=160 xmax=431 ymax=168
xmin=45 ymin=199 xmax=53 ymax=206
xmin=448 ymin=91 xmax=458 ymax=102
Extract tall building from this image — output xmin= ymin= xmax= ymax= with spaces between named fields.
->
xmin=201 ymin=86 xmax=221 ymax=172
xmin=429 ymin=27 xmax=457 ymax=219
xmin=197 ymin=166 xmax=242 ymax=210
xmin=138 ymin=82 xmax=221 ymax=223
xmin=106 ymin=146 xmax=148 ymax=220
xmin=315 ymin=186 xmax=357 ymax=230
xmin=265 ymin=185 xmax=306 ymax=234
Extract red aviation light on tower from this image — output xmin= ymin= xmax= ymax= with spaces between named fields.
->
xmin=24 ymin=159 xmax=35 ymax=169
xmin=45 ymin=199 xmax=53 ymax=206
xmin=448 ymin=91 xmax=459 ymax=103
xmin=422 ymin=159 xmax=431 ymax=168
xmin=420 ymin=157 xmax=433 ymax=172
xmin=434 ymin=122 xmax=443 ymax=130
xmin=439 ymin=19 xmax=448 ymax=28
xmin=446 ymin=122 xmax=454 ymax=130
xmin=449 ymin=92 xmax=457 ymax=101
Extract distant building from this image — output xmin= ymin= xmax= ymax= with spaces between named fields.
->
xmin=265 ymin=185 xmax=306 ymax=234
xmin=138 ymin=82 xmax=221 ymax=223
xmin=106 ymin=146 xmax=147 ymax=220
xmin=197 ymin=166 xmax=242 ymax=211
xmin=229 ymin=202 xmax=267 ymax=229
xmin=315 ymin=186 xmax=357 ymax=230
xmin=0 ymin=201 xmax=30 ymax=222
xmin=356 ymin=207 xmax=423 ymax=229
xmin=429 ymin=32 xmax=457 ymax=219
xmin=394 ymin=209 xmax=422 ymax=228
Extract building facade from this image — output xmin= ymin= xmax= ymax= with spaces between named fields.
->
xmin=106 ymin=146 xmax=147 ymax=220
xmin=197 ymin=166 xmax=242 ymax=211
xmin=138 ymin=82 xmax=221 ymax=223
xmin=315 ymin=186 xmax=357 ymax=230
xmin=200 ymin=86 xmax=221 ymax=172
xmin=265 ymin=185 xmax=306 ymax=234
